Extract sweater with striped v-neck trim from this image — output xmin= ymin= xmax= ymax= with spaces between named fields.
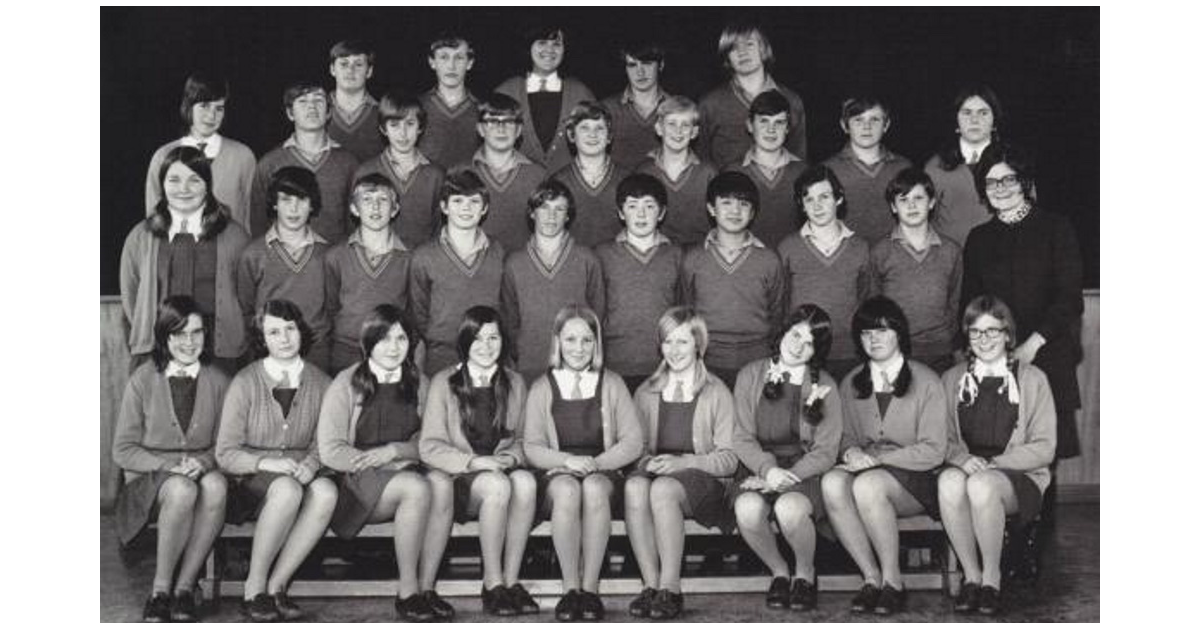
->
xmin=418 ymin=89 xmax=482 ymax=170
xmin=236 ymin=229 xmax=333 ymax=341
xmin=823 ymin=145 xmax=912 ymax=245
xmin=723 ymin=158 xmax=807 ymax=249
xmin=250 ymin=143 xmax=359 ymax=242
xmin=777 ymin=230 xmax=871 ymax=361
xmin=551 ymin=160 xmax=631 ymax=248
xmin=681 ymin=235 xmax=785 ymax=371
xmin=868 ymin=227 xmax=962 ymax=359
xmin=600 ymin=88 xmax=669 ymax=170
xmin=635 ymin=150 xmax=719 ymax=248
xmin=353 ymin=153 xmax=445 ymax=247
xmin=323 ymin=231 xmax=413 ymax=351
xmin=501 ymin=235 xmax=605 ymax=383
xmin=458 ymin=151 xmax=548 ymax=254
xmin=409 ymin=231 xmax=506 ymax=376
xmin=329 ymin=96 xmax=385 ymax=163
xmin=595 ymin=235 xmax=683 ymax=377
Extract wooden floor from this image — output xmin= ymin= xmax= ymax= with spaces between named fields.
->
xmin=99 ymin=502 xmax=1099 ymax=622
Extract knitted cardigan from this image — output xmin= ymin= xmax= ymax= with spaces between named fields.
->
xmin=418 ymin=365 xmax=528 ymax=474
xmin=494 ymin=75 xmax=595 ymax=174
xmin=837 ymin=360 xmax=948 ymax=471
xmin=632 ymin=365 xmax=738 ymax=477
xmin=317 ymin=363 xmax=430 ymax=472
xmin=523 ymin=368 xmax=643 ymax=472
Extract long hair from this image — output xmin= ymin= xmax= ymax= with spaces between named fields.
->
xmin=151 ymin=295 xmax=212 ymax=371
xmin=546 ymin=304 xmax=604 ymax=371
xmin=644 ymin=306 xmax=709 ymax=391
xmin=934 ymin=84 xmax=1004 ymax=170
xmin=763 ymin=305 xmax=832 ymax=425
xmin=794 ymin=164 xmax=847 ymax=221
xmin=178 ymin=72 xmax=229 ymax=134
xmin=350 ymin=304 xmax=419 ymax=405
xmin=850 ymin=296 xmax=913 ymax=399
xmin=972 ymin=142 xmax=1037 ymax=208
xmin=147 ymin=145 xmax=229 ymax=240
xmin=448 ymin=305 xmax=512 ymax=431
xmin=959 ymin=294 xmax=1021 ymax=406
xmin=248 ymin=299 xmax=314 ymax=360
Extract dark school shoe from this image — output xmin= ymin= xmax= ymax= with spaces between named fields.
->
xmin=555 ymin=589 xmax=582 ymax=622
xmin=143 ymin=592 xmax=172 ymax=622
xmin=169 ymin=588 xmax=199 ymax=622
xmin=648 ymin=589 xmax=683 ymax=620
xmin=953 ymin=581 xmax=981 ymax=613
xmin=394 ymin=592 xmax=438 ymax=622
xmin=422 ymin=590 xmax=457 ymax=620
xmin=507 ymin=583 xmax=540 ymax=615
xmin=849 ymin=583 xmax=880 ymax=613
xmin=789 ymin=577 xmax=817 ymax=611
xmin=240 ymin=593 xmax=280 ymax=623
xmin=977 ymin=585 xmax=1002 ymax=616
xmin=873 ymin=584 xmax=906 ymax=616
xmin=628 ymin=587 xmax=657 ymax=618
xmin=578 ymin=590 xmax=605 ymax=621
xmin=766 ymin=576 xmax=791 ymax=609
xmin=482 ymin=584 xmax=519 ymax=617
xmin=272 ymin=591 xmax=305 ymax=621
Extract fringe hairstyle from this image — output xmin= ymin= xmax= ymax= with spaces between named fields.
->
xmin=850 ymin=296 xmax=913 ymax=399
xmin=763 ymin=304 xmax=832 ymax=425
xmin=151 ymin=295 xmax=212 ymax=371
xmin=146 ymin=145 xmax=229 ymax=240
xmin=350 ymin=304 xmax=419 ymax=405
xmin=448 ymin=305 xmax=512 ymax=433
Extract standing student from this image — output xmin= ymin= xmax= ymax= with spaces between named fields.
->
xmin=501 ymin=180 xmax=606 ymax=383
xmin=939 ymin=295 xmax=1056 ymax=617
xmin=122 ymin=146 xmax=249 ymax=375
xmin=327 ymin=39 xmax=385 ymax=162
xmin=635 ymin=96 xmax=718 ymax=247
xmin=318 ymin=306 xmax=453 ymax=621
xmin=524 ymin=306 xmax=643 ymax=622
xmin=145 ymin=72 xmax=256 ymax=231
xmin=820 ymin=296 xmax=948 ymax=616
xmin=723 ymin=90 xmax=807 ymax=248
xmin=249 ymin=81 xmax=358 ymax=242
xmin=495 ymin=25 xmax=596 ymax=174
xmin=323 ymin=174 xmax=413 ymax=373
xmin=113 ymin=297 xmax=230 ymax=622
xmin=601 ymin=41 xmax=671 ymax=170
xmin=822 ymin=96 xmax=913 ymax=245
xmin=926 ymin=85 xmax=1004 ymax=247
xmin=419 ymin=306 xmax=539 ymax=617
xmin=237 ymin=167 xmax=333 ymax=373
xmin=462 ymin=93 xmax=548 ymax=253
xmin=216 ymin=300 xmax=336 ymax=622
xmin=869 ymin=167 xmax=962 ymax=373
xmin=697 ymin=22 xmax=807 ymax=168
xmin=729 ymin=305 xmax=843 ymax=612
xmin=595 ymin=173 xmax=683 ymax=391
xmin=680 ymin=171 xmax=785 ymax=389
xmin=409 ymin=170 xmax=506 ymax=377
xmin=624 ymin=307 xmax=737 ymax=620
xmin=777 ymin=165 xmax=871 ymax=379
xmin=420 ymin=34 xmax=483 ymax=170
xmin=352 ymin=90 xmax=445 ymax=247
xmin=552 ymin=102 xmax=631 ymax=247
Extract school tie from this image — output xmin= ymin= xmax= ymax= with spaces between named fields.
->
xmin=672 ymin=379 xmax=685 ymax=403
xmin=537 ymin=76 xmax=548 ymax=92
xmin=196 ymin=142 xmax=207 ymax=157
xmin=571 ymin=372 xmax=583 ymax=400
xmin=280 ymin=370 xmax=292 ymax=389
xmin=968 ymin=149 xmax=979 ymax=165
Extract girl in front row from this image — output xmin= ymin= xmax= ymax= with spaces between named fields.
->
xmin=938 ymin=295 xmax=1056 ymax=616
xmin=730 ymin=305 xmax=843 ymax=612
xmin=113 ymin=296 xmax=230 ymax=622
xmin=317 ymin=305 xmax=454 ymax=621
xmin=820 ymin=296 xmax=947 ymax=616
xmin=419 ymin=306 xmax=539 ymax=617
xmin=216 ymin=299 xmax=335 ymax=622
xmin=625 ymin=307 xmax=738 ymax=620
xmin=524 ymin=305 xmax=643 ymax=622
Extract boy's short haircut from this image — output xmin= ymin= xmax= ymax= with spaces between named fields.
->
xmin=840 ymin=95 xmax=890 ymax=126
xmin=329 ymin=39 xmax=376 ymax=66
xmin=179 ymin=72 xmax=230 ymax=128
xmin=439 ymin=168 xmax=490 ymax=206
xmin=282 ymin=81 xmax=330 ymax=111
xmin=620 ymin=39 xmax=665 ymax=64
xmin=748 ymin=90 xmax=791 ymax=121
xmin=266 ymin=166 xmax=323 ymax=220
xmin=526 ymin=179 xmax=576 ymax=232
xmin=616 ymin=173 xmax=668 ymax=210
xmin=478 ymin=93 xmax=523 ymax=122
xmin=378 ymin=89 xmax=428 ymax=131
xmin=794 ymin=164 xmax=848 ymax=220
xmin=884 ymin=167 xmax=937 ymax=213
xmin=349 ymin=173 xmax=399 ymax=226
xmin=655 ymin=95 xmax=701 ymax=126
xmin=428 ymin=33 xmax=475 ymax=59
xmin=718 ymin=22 xmax=775 ymax=72
xmin=706 ymin=171 xmax=759 ymax=211
xmin=564 ymin=102 xmax=613 ymax=154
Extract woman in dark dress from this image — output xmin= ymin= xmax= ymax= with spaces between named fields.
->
xmin=112 ymin=296 xmax=229 ymax=622
xmin=938 ymin=295 xmax=1056 ymax=616
xmin=317 ymin=305 xmax=453 ymax=621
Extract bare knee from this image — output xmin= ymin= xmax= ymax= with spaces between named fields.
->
xmin=965 ymin=472 xmax=1003 ymax=508
xmin=305 ymin=477 xmax=339 ymax=513
xmin=475 ymin=471 xmax=513 ymax=506
xmin=581 ymin=474 xmax=613 ymax=511
xmin=547 ymin=475 xmax=581 ymax=513
xmin=774 ymin=493 xmax=813 ymax=528
xmin=938 ymin=468 xmax=968 ymax=508
xmin=624 ymin=476 xmax=652 ymax=514
xmin=159 ymin=475 xmax=199 ymax=512
xmin=649 ymin=477 xmax=684 ymax=513
xmin=852 ymin=471 xmax=891 ymax=511
xmin=734 ymin=493 xmax=771 ymax=530
xmin=508 ymin=469 xmax=537 ymax=505
xmin=197 ymin=471 xmax=228 ymax=508
xmin=426 ymin=471 xmax=454 ymax=509
xmin=264 ymin=476 xmax=304 ymax=513
xmin=821 ymin=470 xmax=854 ymax=508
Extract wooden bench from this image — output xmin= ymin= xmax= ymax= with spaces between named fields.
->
xmin=201 ymin=516 xmax=960 ymax=601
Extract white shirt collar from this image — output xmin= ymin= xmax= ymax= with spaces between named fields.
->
xmin=180 ymin=133 xmax=222 ymax=159
xmin=466 ymin=363 xmax=498 ymax=387
xmin=870 ymin=355 xmax=905 ymax=393
xmin=664 ymin=367 xmax=697 ymax=402
xmin=972 ymin=357 xmax=1010 ymax=379
xmin=960 ymin=138 xmax=990 ymax=165
xmin=800 ymin=220 xmax=854 ymax=256
xmin=527 ymin=71 xmax=563 ymax=93
xmin=167 ymin=360 xmax=201 ymax=378
xmin=553 ymin=368 xmax=599 ymax=399
xmin=740 ymin=148 xmax=803 ymax=169
xmin=368 ymin=359 xmax=404 ymax=384
xmin=263 ymin=357 xmax=305 ymax=387
xmin=167 ymin=209 xmax=203 ymax=240
xmin=283 ymin=133 xmax=340 ymax=154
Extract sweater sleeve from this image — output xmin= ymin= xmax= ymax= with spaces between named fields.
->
xmin=788 ymin=374 xmax=844 ymax=481
xmin=876 ymin=373 xmax=949 ymax=471
xmin=112 ymin=371 xmax=170 ymax=472
xmin=145 ymin=147 xmax=164 ymax=216
xmin=941 ymin=369 xmax=972 ymax=467
xmin=990 ymin=369 xmax=1057 ymax=471
xmin=249 ymin=162 xmax=271 ymax=238
xmin=215 ymin=374 xmax=264 ymax=475
xmin=494 ymin=372 xmax=529 ymax=467
xmin=586 ymin=254 xmax=606 ymax=322
xmin=767 ymin=254 xmax=785 ymax=336
xmin=119 ymin=228 xmax=143 ymax=324
xmin=837 ymin=376 xmax=863 ymax=456
xmin=316 ymin=373 xmax=362 ymax=472
xmin=409 ymin=253 xmax=433 ymax=341
xmin=418 ymin=373 xmax=475 ymax=474
xmin=499 ymin=260 xmax=521 ymax=362
xmin=681 ymin=383 xmax=739 ymax=476
xmin=946 ymin=245 xmax=964 ymax=334
xmin=695 ymin=94 xmax=717 ymax=165
xmin=236 ymin=247 xmax=259 ymax=330
xmin=521 ymin=378 xmax=571 ymax=469
xmin=594 ymin=373 xmax=644 ymax=470
xmin=679 ymin=251 xmax=697 ymax=307
xmin=783 ymin=87 xmax=808 ymax=163
xmin=730 ymin=364 xmax=775 ymax=477
xmin=867 ymin=243 xmax=885 ymax=297
xmin=323 ymin=251 xmax=343 ymax=331
xmin=1034 ymin=216 xmax=1084 ymax=343
xmin=297 ymin=374 xmax=330 ymax=476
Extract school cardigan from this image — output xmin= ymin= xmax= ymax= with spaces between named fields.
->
xmin=730 ymin=358 xmax=843 ymax=481
xmin=942 ymin=362 xmax=1057 ymax=493
xmin=823 ymin=145 xmax=912 ymax=245
xmin=868 ymin=227 xmax=962 ymax=359
xmin=418 ymin=90 xmax=482 ymax=170
xmin=145 ymin=138 xmax=257 ymax=230
xmin=120 ymin=219 xmax=249 ymax=358
xmin=113 ymin=362 xmax=231 ymax=475
xmin=322 ymin=232 xmax=412 ymax=353
xmin=697 ymin=78 xmax=808 ymax=168
xmin=495 ymin=75 xmax=595 ymax=174
xmin=551 ymin=160 xmax=632 ymax=248
xmin=595 ymin=236 xmax=682 ymax=377
xmin=925 ymin=154 xmax=989 ymax=248
xmin=460 ymin=150 xmax=548 ymax=254
xmin=418 ymin=365 xmax=528 ymax=473
xmin=724 ymin=157 xmax=808 ymax=249
xmin=632 ymin=366 xmax=738 ymax=477
xmin=236 ymin=230 xmax=332 ymax=341
xmin=500 ymin=236 xmax=606 ymax=382
xmin=524 ymin=368 xmax=643 ymax=472
xmin=216 ymin=360 xmax=332 ymax=476
xmin=328 ymin=96 xmax=385 ymax=163
xmin=838 ymin=361 xmax=948 ymax=471
xmin=635 ymin=151 xmax=719 ymax=247
xmin=777 ymin=230 xmax=871 ymax=362
xmin=600 ymin=88 xmax=668 ymax=171
xmin=249 ymin=143 xmax=359 ymax=242
xmin=317 ymin=363 xmax=430 ymax=472
xmin=352 ymin=154 xmax=445 ymax=247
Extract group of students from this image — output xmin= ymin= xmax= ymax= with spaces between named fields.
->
xmin=114 ymin=19 xmax=1084 ymax=623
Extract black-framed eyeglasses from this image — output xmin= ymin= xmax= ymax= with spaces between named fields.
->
xmin=984 ymin=174 xmax=1020 ymax=191
xmin=967 ymin=327 xmax=1007 ymax=340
